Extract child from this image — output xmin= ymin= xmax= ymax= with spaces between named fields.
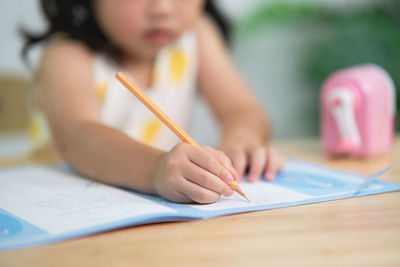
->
xmin=22 ymin=0 xmax=285 ymax=203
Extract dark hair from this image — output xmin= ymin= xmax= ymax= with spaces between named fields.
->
xmin=21 ymin=0 xmax=230 ymax=63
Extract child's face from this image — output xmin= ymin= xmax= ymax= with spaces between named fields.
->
xmin=95 ymin=0 xmax=204 ymax=59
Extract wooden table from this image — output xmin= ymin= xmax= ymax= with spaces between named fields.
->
xmin=0 ymin=138 xmax=399 ymax=267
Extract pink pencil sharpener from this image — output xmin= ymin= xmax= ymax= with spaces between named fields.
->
xmin=320 ymin=64 xmax=396 ymax=156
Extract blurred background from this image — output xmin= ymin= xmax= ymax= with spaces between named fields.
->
xmin=0 ymin=0 xmax=399 ymax=158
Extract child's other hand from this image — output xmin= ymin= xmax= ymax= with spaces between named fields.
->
xmin=151 ymin=143 xmax=235 ymax=203
xmin=219 ymin=143 xmax=286 ymax=182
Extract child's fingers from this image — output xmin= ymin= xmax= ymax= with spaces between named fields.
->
xmin=187 ymin=147 xmax=234 ymax=185
xmin=202 ymin=147 xmax=231 ymax=168
xmin=178 ymin=177 xmax=221 ymax=204
xmin=202 ymin=147 xmax=238 ymax=180
xmin=182 ymin=162 xmax=233 ymax=197
xmin=264 ymin=147 xmax=280 ymax=181
xmin=248 ymin=147 xmax=267 ymax=183
xmin=228 ymin=150 xmax=247 ymax=181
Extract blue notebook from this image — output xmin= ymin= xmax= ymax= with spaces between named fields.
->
xmin=0 ymin=159 xmax=399 ymax=251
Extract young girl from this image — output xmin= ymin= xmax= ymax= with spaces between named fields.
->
xmin=23 ymin=0 xmax=285 ymax=204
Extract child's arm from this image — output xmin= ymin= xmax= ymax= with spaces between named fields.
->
xmin=36 ymin=40 xmax=234 ymax=203
xmin=196 ymin=16 xmax=285 ymax=182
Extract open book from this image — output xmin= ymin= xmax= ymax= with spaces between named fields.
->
xmin=0 ymin=160 xmax=399 ymax=251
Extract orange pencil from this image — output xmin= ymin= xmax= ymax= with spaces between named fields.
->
xmin=116 ymin=72 xmax=250 ymax=201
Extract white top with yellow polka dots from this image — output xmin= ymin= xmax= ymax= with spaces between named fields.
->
xmin=30 ymin=31 xmax=198 ymax=152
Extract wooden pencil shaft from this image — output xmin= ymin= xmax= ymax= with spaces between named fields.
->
xmin=116 ymin=72 xmax=200 ymax=148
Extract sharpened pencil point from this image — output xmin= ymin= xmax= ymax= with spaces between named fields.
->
xmin=234 ymin=186 xmax=251 ymax=202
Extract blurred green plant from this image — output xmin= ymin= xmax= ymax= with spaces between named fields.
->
xmin=235 ymin=0 xmax=400 ymax=132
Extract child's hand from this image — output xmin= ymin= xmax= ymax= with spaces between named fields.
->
xmin=151 ymin=143 xmax=235 ymax=203
xmin=219 ymin=143 xmax=286 ymax=182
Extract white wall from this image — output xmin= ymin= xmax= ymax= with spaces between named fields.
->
xmin=0 ymin=1 xmax=45 ymax=76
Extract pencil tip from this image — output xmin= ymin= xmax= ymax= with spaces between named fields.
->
xmin=234 ymin=186 xmax=250 ymax=202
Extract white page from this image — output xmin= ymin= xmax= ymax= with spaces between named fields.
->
xmin=0 ymin=166 xmax=175 ymax=234
xmin=189 ymin=181 xmax=312 ymax=211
